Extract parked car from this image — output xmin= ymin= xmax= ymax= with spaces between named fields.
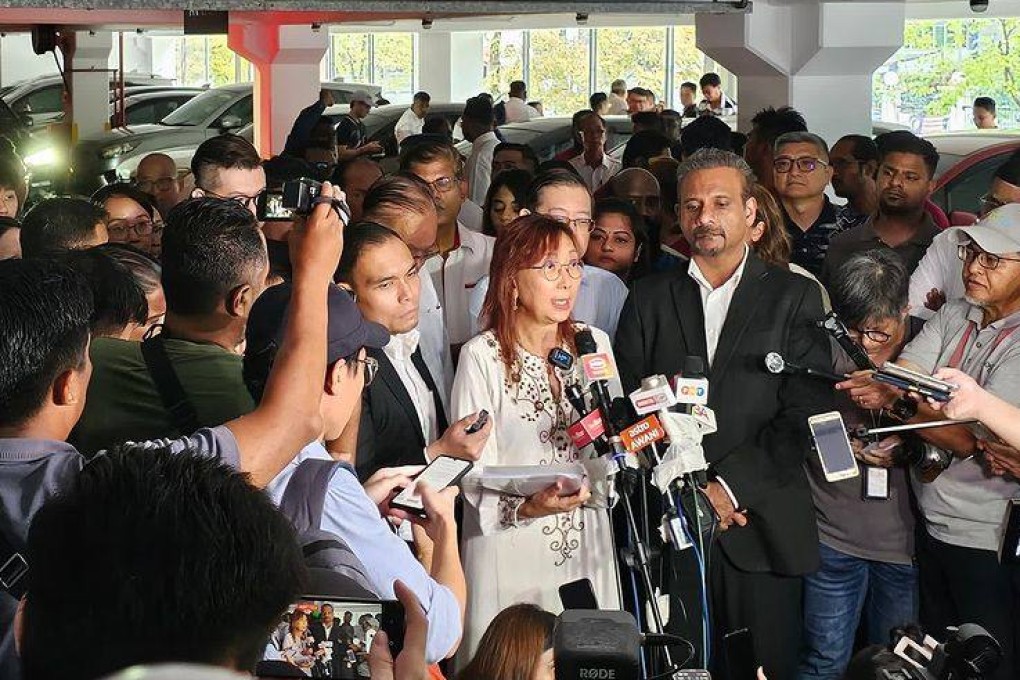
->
xmin=924 ymin=131 xmax=1020 ymax=223
xmin=27 ymin=81 xmax=377 ymax=194
xmin=109 ymin=89 xmax=205 ymax=127
xmin=2 ymin=73 xmax=173 ymax=128
xmin=456 ymin=115 xmax=634 ymax=164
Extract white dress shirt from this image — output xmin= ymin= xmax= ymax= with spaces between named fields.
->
xmin=908 ymin=229 xmax=962 ymax=321
xmin=382 ymin=329 xmax=438 ymax=446
xmin=417 ymin=273 xmax=453 ymax=409
xmin=686 ymin=245 xmax=750 ymax=508
xmin=687 ymin=245 xmax=750 ymax=366
xmin=504 ymin=96 xmax=538 ymax=123
xmin=606 ymin=93 xmax=628 ymax=115
xmin=465 ymin=131 xmax=500 ymax=206
xmin=422 ymin=223 xmax=496 ymax=346
xmin=394 ymin=107 xmax=424 ymax=144
xmin=569 ymin=153 xmax=623 ymax=193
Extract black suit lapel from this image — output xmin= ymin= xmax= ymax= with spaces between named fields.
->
xmin=670 ymin=271 xmax=708 ymax=365
xmin=369 ymin=348 xmax=427 ymax=448
xmin=710 ymin=254 xmax=769 ymax=381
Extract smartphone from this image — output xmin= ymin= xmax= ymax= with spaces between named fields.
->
xmin=255 ymin=595 xmax=404 ymax=678
xmin=465 ymin=409 xmax=489 ymax=434
xmin=723 ymin=628 xmax=757 ymax=680
xmin=559 ymin=578 xmax=599 ymax=610
xmin=256 ymin=189 xmax=294 ymax=222
xmin=808 ymin=411 xmax=859 ymax=482
xmin=390 ymin=455 xmax=474 ymax=517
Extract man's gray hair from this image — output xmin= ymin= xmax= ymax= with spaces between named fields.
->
xmin=832 ymin=249 xmax=908 ymax=325
xmin=774 ymin=131 xmax=830 ymax=159
xmin=677 ymin=148 xmax=757 ymax=201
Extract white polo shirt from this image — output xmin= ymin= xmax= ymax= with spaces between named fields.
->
xmin=422 ymin=223 xmax=495 ymax=347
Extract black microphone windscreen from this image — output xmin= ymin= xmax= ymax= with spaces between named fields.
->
xmin=683 ymin=355 xmax=706 ymax=379
xmin=574 ymin=328 xmax=598 ymax=356
xmin=609 ymin=397 xmax=635 ymax=431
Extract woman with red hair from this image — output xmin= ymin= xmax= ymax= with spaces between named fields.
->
xmin=451 ymin=213 xmax=622 ymax=661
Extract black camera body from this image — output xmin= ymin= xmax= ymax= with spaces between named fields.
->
xmin=282 ymin=177 xmax=323 ymax=216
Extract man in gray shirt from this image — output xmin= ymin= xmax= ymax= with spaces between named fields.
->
xmin=842 ymin=212 xmax=1020 ymax=680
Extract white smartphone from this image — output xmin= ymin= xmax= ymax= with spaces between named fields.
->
xmin=390 ymin=455 xmax=473 ymax=518
xmin=808 ymin=411 xmax=860 ymax=482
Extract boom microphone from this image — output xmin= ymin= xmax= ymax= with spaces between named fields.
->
xmin=765 ymin=351 xmax=846 ymax=383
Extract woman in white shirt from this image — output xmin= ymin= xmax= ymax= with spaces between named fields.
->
xmin=280 ymin=611 xmax=317 ymax=676
xmin=452 ymin=213 xmax=622 ymax=660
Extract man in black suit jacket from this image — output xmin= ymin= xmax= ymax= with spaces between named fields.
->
xmin=310 ymin=603 xmax=348 ymax=678
xmin=614 ymin=148 xmax=833 ymax=679
xmin=336 ymin=222 xmax=490 ymax=481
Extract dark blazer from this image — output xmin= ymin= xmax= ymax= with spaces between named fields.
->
xmin=356 ymin=346 xmax=448 ymax=482
xmin=614 ymin=253 xmax=833 ymax=576
xmin=310 ymin=620 xmax=348 ymax=648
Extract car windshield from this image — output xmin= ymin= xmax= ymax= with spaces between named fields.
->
xmin=934 ymin=153 xmax=964 ymax=181
xmin=160 ymin=90 xmax=236 ymax=126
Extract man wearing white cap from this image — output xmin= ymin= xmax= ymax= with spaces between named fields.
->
xmin=910 ymin=149 xmax=1020 ymax=319
xmin=336 ymin=90 xmax=384 ymax=163
xmin=843 ymin=206 xmax=1020 ymax=680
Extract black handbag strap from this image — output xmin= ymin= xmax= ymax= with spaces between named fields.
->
xmin=140 ymin=336 xmax=201 ymax=435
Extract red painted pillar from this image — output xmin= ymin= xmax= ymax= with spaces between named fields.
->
xmin=228 ymin=13 xmax=328 ymax=157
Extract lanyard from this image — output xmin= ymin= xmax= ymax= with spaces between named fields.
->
xmin=946 ymin=320 xmax=1020 ymax=380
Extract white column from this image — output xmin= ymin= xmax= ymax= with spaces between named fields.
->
xmin=419 ymin=31 xmax=485 ymax=102
xmin=696 ymin=0 xmax=905 ymax=144
xmin=228 ymin=18 xmax=328 ymax=156
xmin=68 ymin=31 xmax=114 ymax=141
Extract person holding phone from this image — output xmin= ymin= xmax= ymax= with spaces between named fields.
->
xmin=801 ymin=250 xmax=924 ymax=680
xmin=451 ymin=213 xmax=622 ymax=661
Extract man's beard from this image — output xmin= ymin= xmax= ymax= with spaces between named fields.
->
xmin=691 ymin=226 xmax=726 ymax=257
xmin=879 ymin=196 xmax=922 ymax=217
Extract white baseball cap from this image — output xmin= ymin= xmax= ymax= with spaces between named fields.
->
xmin=349 ymin=90 xmax=374 ymax=107
xmin=948 ymin=203 xmax=1020 ymax=254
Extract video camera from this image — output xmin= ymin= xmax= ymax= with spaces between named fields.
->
xmin=889 ymin=624 xmax=1002 ymax=680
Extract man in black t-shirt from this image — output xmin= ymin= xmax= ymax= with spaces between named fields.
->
xmin=336 ymin=90 xmax=383 ymax=163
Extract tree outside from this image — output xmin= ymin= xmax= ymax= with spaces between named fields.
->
xmin=876 ymin=18 xmax=1020 ymax=130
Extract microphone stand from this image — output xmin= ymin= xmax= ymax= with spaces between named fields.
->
xmin=604 ymin=431 xmax=677 ymax=678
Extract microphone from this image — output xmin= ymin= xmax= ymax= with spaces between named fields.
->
xmin=576 ymin=328 xmax=616 ymax=431
xmin=548 ymin=347 xmax=575 ymax=372
xmin=564 ymin=383 xmax=590 ymax=420
xmin=765 ymin=351 xmax=846 ymax=383
xmin=673 ymin=356 xmax=709 ymax=414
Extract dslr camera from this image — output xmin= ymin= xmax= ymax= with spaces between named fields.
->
xmin=890 ymin=624 xmax=1001 ymax=680
xmin=257 ymin=177 xmax=350 ymax=224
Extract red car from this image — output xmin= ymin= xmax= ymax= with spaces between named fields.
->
xmin=927 ymin=131 xmax=1020 ymax=225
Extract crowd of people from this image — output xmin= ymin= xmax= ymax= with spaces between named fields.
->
xmin=0 ymin=66 xmax=1019 ymax=680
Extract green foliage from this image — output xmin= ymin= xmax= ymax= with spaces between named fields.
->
xmin=880 ymin=18 xmax=1020 ymax=121
xmin=529 ymin=29 xmax=590 ymax=116
xmin=594 ymin=27 xmax=667 ymax=98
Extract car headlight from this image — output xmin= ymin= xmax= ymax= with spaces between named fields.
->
xmin=23 ymin=147 xmax=59 ymax=168
xmin=99 ymin=141 xmax=140 ymax=159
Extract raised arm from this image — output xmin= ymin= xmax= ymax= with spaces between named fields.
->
xmin=227 ymin=183 xmax=345 ymax=486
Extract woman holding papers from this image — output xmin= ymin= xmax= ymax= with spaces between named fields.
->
xmin=451 ymin=213 xmax=622 ymax=661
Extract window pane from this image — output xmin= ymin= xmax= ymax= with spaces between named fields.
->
xmin=528 ymin=29 xmax=590 ymax=117
xmin=672 ymin=26 xmax=705 ymax=107
xmin=595 ymin=27 xmax=667 ymax=103
xmin=373 ymin=33 xmax=415 ymax=103
xmin=483 ymin=31 xmax=525 ymax=99
xmin=333 ymin=34 xmax=371 ymax=84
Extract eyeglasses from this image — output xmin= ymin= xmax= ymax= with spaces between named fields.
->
xmin=773 ymin=157 xmax=828 ymax=174
xmin=521 ymin=259 xmax=584 ymax=281
xmin=958 ymin=244 xmax=1020 ymax=270
xmin=848 ymin=327 xmax=893 ymax=344
xmin=135 ymin=177 xmax=176 ymax=192
xmin=549 ymin=215 xmax=595 ymax=233
xmin=422 ymin=176 xmax=459 ymax=195
xmin=979 ymin=193 xmax=1008 ymax=214
xmin=107 ymin=218 xmax=162 ymax=239
xmin=347 ymin=355 xmax=379 ymax=386
xmin=201 ymin=188 xmax=265 ymax=210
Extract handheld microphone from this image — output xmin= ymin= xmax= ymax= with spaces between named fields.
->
xmin=817 ymin=312 xmax=876 ymax=371
xmin=575 ymin=328 xmax=617 ymax=434
xmin=765 ymin=351 xmax=846 ymax=383
xmin=548 ymin=347 xmax=575 ymax=372
xmin=674 ymin=355 xmax=709 ymax=414
xmin=564 ymin=383 xmax=589 ymax=419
